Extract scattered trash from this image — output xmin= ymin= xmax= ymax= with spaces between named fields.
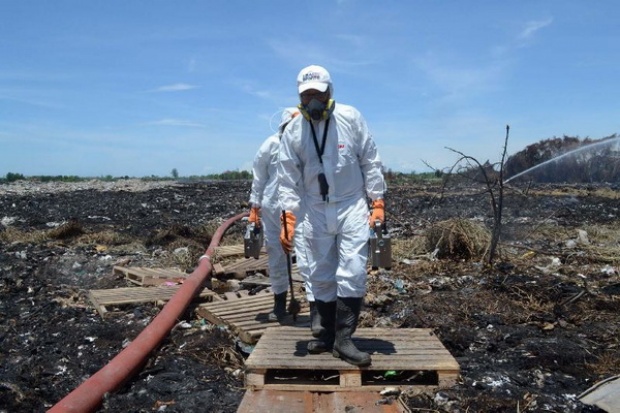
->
xmin=536 ymin=257 xmax=562 ymax=274
xmin=393 ymin=279 xmax=406 ymax=293
xmin=235 ymin=338 xmax=255 ymax=356
xmin=1 ymin=216 xmax=17 ymax=226
xmin=576 ymin=229 xmax=590 ymax=245
xmin=600 ymin=265 xmax=617 ymax=276
xmin=384 ymin=370 xmax=397 ymax=379
xmin=578 ymin=375 xmax=620 ymax=413
xmin=521 ymin=251 xmax=536 ymax=259
xmin=380 ymin=386 xmax=401 ymax=396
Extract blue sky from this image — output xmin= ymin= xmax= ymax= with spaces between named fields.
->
xmin=1 ymin=1 xmax=618 ymax=178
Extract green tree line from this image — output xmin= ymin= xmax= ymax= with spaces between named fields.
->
xmin=2 ymin=168 xmax=441 ymax=185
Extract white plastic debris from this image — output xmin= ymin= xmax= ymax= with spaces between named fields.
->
xmin=173 ymin=247 xmax=189 ymax=256
xmin=226 ymin=279 xmax=241 ymax=292
xmin=433 ymin=391 xmax=449 ymax=405
xmin=579 ymin=375 xmax=620 ymax=413
xmin=536 ymin=257 xmax=562 ymax=274
xmin=46 ymin=221 xmax=64 ymax=228
xmin=1 ymin=216 xmax=16 ymax=226
xmin=600 ymin=265 xmax=617 ymax=276
xmin=380 ymin=386 xmax=401 ymax=396
xmin=576 ymin=229 xmax=590 ymax=245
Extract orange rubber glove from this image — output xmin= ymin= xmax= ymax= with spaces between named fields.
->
xmin=369 ymin=199 xmax=385 ymax=228
xmin=280 ymin=211 xmax=296 ymax=254
xmin=248 ymin=206 xmax=261 ymax=228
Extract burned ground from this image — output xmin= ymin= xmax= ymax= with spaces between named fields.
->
xmin=0 ymin=179 xmax=618 ymax=412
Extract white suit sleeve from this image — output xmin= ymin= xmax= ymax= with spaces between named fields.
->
xmin=356 ymin=114 xmax=386 ymax=201
xmin=249 ymin=138 xmax=272 ymax=207
xmin=277 ymin=126 xmax=303 ymax=213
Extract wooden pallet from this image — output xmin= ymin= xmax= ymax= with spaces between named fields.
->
xmin=195 ymin=291 xmax=310 ymax=344
xmin=89 ymin=285 xmax=216 ymax=318
xmin=112 ymin=266 xmax=188 ymax=286
xmin=213 ymin=255 xmax=269 ymax=277
xmin=237 ymin=389 xmax=409 ymax=413
xmin=238 ymin=270 xmax=305 ymax=287
xmin=213 ymin=255 xmax=303 ymax=281
xmin=214 ymin=244 xmax=266 ymax=259
xmin=245 ymin=326 xmax=460 ymax=394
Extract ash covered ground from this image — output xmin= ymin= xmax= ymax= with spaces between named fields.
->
xmin=1 ymin=179 xmax=618 ymax=412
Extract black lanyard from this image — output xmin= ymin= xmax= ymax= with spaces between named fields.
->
xmin=309 ymin=119 xmax=330 ymax=201
xmin=309 ymin=119 xmax=330 ymax=164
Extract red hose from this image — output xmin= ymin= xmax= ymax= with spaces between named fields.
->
xmin=48 ymin=212 xmax=247 ymax=413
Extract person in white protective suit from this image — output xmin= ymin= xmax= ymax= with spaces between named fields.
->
xmin=247 ymin=108 xmax=304 ymax=322
xmin=278 ymin=65 xmax=386 ymax=366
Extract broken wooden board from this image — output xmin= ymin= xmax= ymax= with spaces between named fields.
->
xmin=195 ymin=291 xmax=310 ymax=344
xmin=237 ymin=389 xmax=409 ymax=413
xmin=113 ymin=266 xmax=188 ymax=286
xmin=245 ymin=326 xmax=460 ymax=394
xmin=89 ymin=285 xmax=216 ymax=318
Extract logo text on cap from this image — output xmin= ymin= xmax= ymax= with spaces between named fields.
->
xmin=302 ymin=72 xmax=322 ymax=82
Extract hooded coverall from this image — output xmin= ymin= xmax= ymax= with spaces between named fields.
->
xmin=278 ymin=103 xmax=385 ymax=302
xmin=249 ymin=133 xmax=289 ymax=295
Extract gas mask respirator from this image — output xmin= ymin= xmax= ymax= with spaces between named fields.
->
xmin=306 ymin=99 xmax=327 ymax=121
xmin=299 ymin=99 xmax=335 ymax=122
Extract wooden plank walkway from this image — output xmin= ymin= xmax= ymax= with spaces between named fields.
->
xmin=89 ymin=285 xmax=216 ymax=318
xmin=112 ymin=266 xmax=188 ymax=286
xmin=237 ymin=389 xmax=409 ymax=413
xmin=244 ymin=326 xmax=460 ymax=394
xmin=195 ymin=291 xmax=310 ymax=344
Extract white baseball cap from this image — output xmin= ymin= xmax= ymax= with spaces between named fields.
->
xmin=297 ymin=65 xmax=331 ymax=94
xmin=278 ymin=107 xmax=300 ymax=129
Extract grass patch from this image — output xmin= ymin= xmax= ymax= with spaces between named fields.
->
xmin=426 ymin=218 xmax=491 ymax=260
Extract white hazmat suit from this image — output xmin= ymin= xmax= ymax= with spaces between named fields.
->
xmin=249 ymin=133 xmax=289 ymax=294
xmin=277 ymin=64 xmax=386 ymax=367
xmin=278 ymin=103 xmax=385 ymax=302
xmin=249 ymin=108 xmax=300 ymax=296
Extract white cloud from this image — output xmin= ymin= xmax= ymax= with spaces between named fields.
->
xmin=230 ymin=77 xmax=283 ymax=102
xmin=145 ymin=118 xmax=206 ymax=128
xmin=412 ymin=53 xmax=506 ymax=104
xmin=518 ymin=18 xmax=553 ymax=41
xmin=150 ymin=83 xmax=199 ymax=92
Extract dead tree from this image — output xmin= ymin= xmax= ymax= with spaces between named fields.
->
xmin=442 ymin=125 xmax=510 ymax=264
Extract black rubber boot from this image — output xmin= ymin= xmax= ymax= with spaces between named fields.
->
xmin=307 ymin=300 xmax=335 ymax=353
xmin=268 ymin=291 xmax=287 ymax=322
xmin=309 ymin=301 xmax=325 ymax=338
xmin=332 ymin=297 xmax=371 ymax=366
